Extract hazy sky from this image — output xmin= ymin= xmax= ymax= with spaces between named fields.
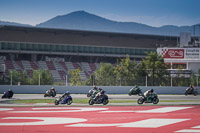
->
xmin=0 ymin=0 xmax=200 ymax=27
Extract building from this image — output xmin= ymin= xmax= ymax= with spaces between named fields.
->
xmin=0 ymin=25 xmax=187 ymax=82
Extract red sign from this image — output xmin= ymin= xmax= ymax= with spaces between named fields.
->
xmin=162 ymin=49 xmax=184 ymax=59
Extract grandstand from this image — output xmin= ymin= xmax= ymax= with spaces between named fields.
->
xmin=0 ymin=25 xmax=189 ymax=83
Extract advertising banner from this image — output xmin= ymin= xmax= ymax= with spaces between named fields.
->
xmin=157 ymin=48 xmax=200 ymax=59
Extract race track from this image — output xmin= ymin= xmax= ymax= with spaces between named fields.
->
xmin=0 ymin=94 xmax=200 ymax=106
xmin=0 ymin=106 xmax=200 ymax=133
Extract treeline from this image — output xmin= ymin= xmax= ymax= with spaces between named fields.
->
xmin=71 ymin=52 xmax=199 ymax=86
xmin=1 ymin=52 xmax=199 ymax=86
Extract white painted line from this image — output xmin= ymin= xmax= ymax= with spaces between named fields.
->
xmin=0 ymin=108 xmax=13 ymax=111
xmin=10 ymin=107 xmax=108 ymax=113
xmin=67 ymin=118 xmax=189 ymax=128
xmin=0 ymin=117 xmax=87 ymax=126
xmin=176 ymin=129 xmax=200 ymax=132
xmin=100 ymin=111 xmax=134 ymax=113
xmin=193 ymin=125 xmax=200 ymax=128
xmin=67 ymin=123 xmax=120 ymax=127
xmin=119 ymin=118 xmax=189 ymax=128
xmin=135 ymin=107 xmax=192 ymax=113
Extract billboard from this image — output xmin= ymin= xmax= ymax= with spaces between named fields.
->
xmin=157 ymin=48 xmax=200 ymax=59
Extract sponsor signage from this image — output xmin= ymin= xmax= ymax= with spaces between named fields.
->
xmin=157 ymin=48 xmax=200 ymax=59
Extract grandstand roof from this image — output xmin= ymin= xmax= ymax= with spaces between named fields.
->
xmin=0 ymin=25 xmax=178 ymax=49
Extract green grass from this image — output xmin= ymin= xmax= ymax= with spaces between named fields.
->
xmin=10 ymin=99 xmax=200 ymax=104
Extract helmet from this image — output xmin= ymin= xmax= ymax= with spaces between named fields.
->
xmin=150 ymin=89 xmax=154 ymax=93
xmin=93 ymin=85 xmax=97 ymax=90
xmin=65 ymin=91 xmax=70 ymax=95
xmin=51 ymin=87 xmax=55 ymax=90
xmin=135 ymin=85 xmax=138 ymax=88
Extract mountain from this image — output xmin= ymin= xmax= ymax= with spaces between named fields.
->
xmin=36 ymin=11 xmax=198 ymax=36
xmin=0 ymin=20 xmax=32 ymax=27
xmin=0 ymin=11 xmax=198 ymax=36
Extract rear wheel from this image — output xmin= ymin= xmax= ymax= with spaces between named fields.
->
xmin=89 ymin=99 xmax=94 ymax=105
xmin=194 ymin=91 xmax=198 ymax=96
xmin=137 ymin=97 xmax=144 ymax=104
xmin=54 ymin=100 xmax=59 ymax=105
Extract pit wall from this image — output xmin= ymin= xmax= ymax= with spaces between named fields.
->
xmin=0 ymin=85 xmax=198 ymax=94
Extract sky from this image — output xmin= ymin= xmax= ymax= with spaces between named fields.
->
xmin=0 ymin=0 xmax=200 ymax=27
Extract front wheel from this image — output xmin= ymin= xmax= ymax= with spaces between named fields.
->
xmin=102 ymin=99 xmax=109 ymax=105
xmin=184 ymin=91 xmax=188 ymax=96
xmin=153 ymin=98 xmax=159 ymax=104
xmin=137 ymin=97 xmax=144 ymax=104
xmin=67 ymin=99 xmax=72 ymax=105
xmin=194 ymin=91 xmax=198 ymax=96
xmin=89 ymin=99 xmax=94 ymax=105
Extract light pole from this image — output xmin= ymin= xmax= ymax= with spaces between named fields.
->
xmin=10 ymin=72 xmax=12 ymax=86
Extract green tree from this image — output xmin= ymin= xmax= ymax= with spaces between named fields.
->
xmin=135 ymin=61 xmax=147 ymax=86
xmin=9 ymin=70 xmax=30 ymax=85
xmin=30 ymin=69 xmax=53 ymax=85
xmin=114 ymin=55 xmax=136 ymax=86
xmin=141 ymin=51 xmax=168 ymax=86
xmin=94 ymin=63 xmax=115 ymax=86
xmin=69 ymin=68 xmax=82 ymax=86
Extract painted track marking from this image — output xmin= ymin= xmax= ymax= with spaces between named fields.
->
xmin=0 ymin=117 xmax=87 ymax=125
xmin=100 ymin=107 xmax=192 ymax=113
xmin=67 ymin=118 xmax=189 ymax=128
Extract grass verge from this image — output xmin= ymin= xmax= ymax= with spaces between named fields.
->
xmin=10 ymin=99 xmax=200 ymax=104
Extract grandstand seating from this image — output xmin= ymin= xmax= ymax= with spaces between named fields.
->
xmin=1 ymin=59 xmax=100 ymax=82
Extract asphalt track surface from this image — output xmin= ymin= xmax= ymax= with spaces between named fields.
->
xmin=0 ymin=106 xmax=200 ymax=133
xmin=0 ymin=94 xmax=200 ymax=133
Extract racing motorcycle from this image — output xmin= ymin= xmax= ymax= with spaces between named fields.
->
xmin=54 ymin=95 xmax=72 ymax=105
xmin=128 ymin=87 xmax=143 ymax=96
xmin=87 ymin=89 xmax=94 ymax=97
xmin=89 ymin=91 xmax=109 ymax=105
xmin=1 ymin=90 xmax=14 ymax=99
xmin=185 ymin=88 xmax=198 ymax=96
xmin=44 ymin=90 xmax=56 ymax=97
xmin=137 ymin=93 xmax=159 ymax=104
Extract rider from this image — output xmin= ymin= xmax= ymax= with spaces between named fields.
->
xmin=188 ymin=85 xmax=194 ymax=93
xmin=94 ymin=87 xmax=104 ymax=101
xmin=144 ymin=89 xmax=154 ymax=101
xmin=61 ymin=91 xmax=70 ymax=104
xmin=134 ymin=85 xmax=141 ymax=94
xmin=2 ymin=89 xmax=14 ymax=98
xmin=50 ymin=87 xmax=56 ymax=97
xmin=92 ymin=85 xmax=98 ymax=98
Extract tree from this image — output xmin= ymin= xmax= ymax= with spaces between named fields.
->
xmin=135 ymin=61 xmax=147 ymax=86
xmin=69 ymin=68 xmax=82 ymax=86
xmin=114 ymin=55 xmax=136 ymax=86
xmin=30 ymin=69 xmax=53 ymax=85
xmin=9 ymin=70 xmax=30 ymax=85
xmin=94 ymin=63 xmax=115 ymax=86
xmin=141 ymin=52 xmax=168 ymax=86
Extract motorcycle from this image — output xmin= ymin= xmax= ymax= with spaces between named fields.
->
xmin=128 ymin=87 xmax=143 ymax=96
xmin=185 ymin=88 xmax=198 ymax=96
xmin=87 ymin=89 xmax=94 ymax=97
xmin=54 ymin=95 xmax=73 ymax=105
xmin=44 ymin=90 xmax=56 ymax=97
xmin=89 ymin=91 xmax=109 ymax=105
xmin=137 ymin=93 xmax=159 ymax=104
xmin=1 ymin=90 xmax=14 ymax=99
